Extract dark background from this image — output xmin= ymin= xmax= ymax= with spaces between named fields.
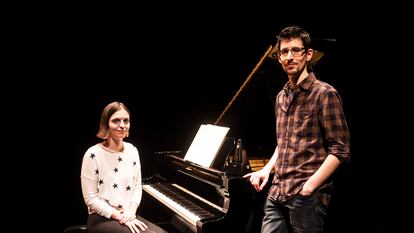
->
xmin=6 ymin=3 xmax=406 ymax=233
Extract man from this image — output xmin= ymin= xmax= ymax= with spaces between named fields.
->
xmin=243 ymin=25 xmax=350 ymax=233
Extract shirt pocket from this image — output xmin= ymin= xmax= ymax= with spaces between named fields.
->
xmin=294 ymin=111 xmax=313 ymax=137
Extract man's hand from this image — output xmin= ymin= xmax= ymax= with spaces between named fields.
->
xmin=243 ymin=169 xmax=269 ymax=192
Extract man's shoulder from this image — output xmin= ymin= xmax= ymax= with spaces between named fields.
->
xmin=313 ymin=79 xmax=338 ymax=94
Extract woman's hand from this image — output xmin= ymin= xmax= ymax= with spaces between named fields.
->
xmin=119 ymin=210 xmax=136 ymax=224
xmin=124 ymin=218 xmax=148 ymax=233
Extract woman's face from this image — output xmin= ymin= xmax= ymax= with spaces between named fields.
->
xmin=108 ymin=109 xmax=130 ymax=141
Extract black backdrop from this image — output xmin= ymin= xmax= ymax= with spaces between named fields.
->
xmin=7 ymin=4 xmax=404 ymax=233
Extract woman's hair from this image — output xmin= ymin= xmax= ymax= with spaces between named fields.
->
xmin=96 ymin=101 xmax=131 ymax=139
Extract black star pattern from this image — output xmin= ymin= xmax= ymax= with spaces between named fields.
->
xmin=90 ymin=153 xmax=96 ymax=159
xmin=133 ymin=161 xmax=136 ymax=166
xmin=126 ymin=186 xmax=131 ymax=191
xmin=114 ymin=168 xmax=118 ymax=173
xmin=99 ymin=179 xmax=103 ymax=185
xmin=95 ymin=169 xmax=99 ymax=175
xmin=118 ymin=157 xmax=123 ymax=162
xmin=113 ymin=183 xmax=118 ymax=189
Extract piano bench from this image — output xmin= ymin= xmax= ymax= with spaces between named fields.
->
xmin=63 ymin=225 xmax=89 ymax=233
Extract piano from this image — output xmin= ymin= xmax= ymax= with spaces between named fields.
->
xmin=138 ymin=47 xmax=282 ymax=233
xmin=140 ymin=137 xmax=255 ymax=233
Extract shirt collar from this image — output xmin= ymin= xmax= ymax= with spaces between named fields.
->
xmin=283 ymin=72 xmax=317 ymax=95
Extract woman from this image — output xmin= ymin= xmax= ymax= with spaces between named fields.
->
xmin=81 ymin=101 xmax=167 ymax=233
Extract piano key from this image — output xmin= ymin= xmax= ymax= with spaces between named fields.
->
xmin=143 ymin=182 xmax=226 ymax=228
xmin=143 ymin=183 xmax=200 ymax=226
xmin=155 ymin=183 xmax=222 ymax=218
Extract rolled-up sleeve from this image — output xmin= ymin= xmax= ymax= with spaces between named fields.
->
xmin=321 ymin=90 xmax=351 ymax=162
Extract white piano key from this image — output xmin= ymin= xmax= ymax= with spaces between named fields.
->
xmin=143 ymin=184 xmax=201 ymax=226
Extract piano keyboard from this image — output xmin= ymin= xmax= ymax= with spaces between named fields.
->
xmin=143 ymin=182 xmax=224 ymax=227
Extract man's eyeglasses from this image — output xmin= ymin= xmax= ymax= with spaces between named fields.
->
xmin=278 ymin=47 xmax=306 ymax=57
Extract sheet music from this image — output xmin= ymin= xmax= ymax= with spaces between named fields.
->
xmin=183 ymin=124 xmax=230 ymax=168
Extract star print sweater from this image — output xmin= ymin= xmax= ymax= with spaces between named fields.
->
xmin=80 ymin=142 xmax=142 ymax=219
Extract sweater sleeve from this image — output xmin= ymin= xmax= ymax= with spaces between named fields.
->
xmin=80 ymin=148 xmax=115 ymax=219
xmin=128 ymin=146 xmax=142 ymax=214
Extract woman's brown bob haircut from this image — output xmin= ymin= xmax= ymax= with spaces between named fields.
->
xmin=96 ymin=101 xmax=131 ymax=139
